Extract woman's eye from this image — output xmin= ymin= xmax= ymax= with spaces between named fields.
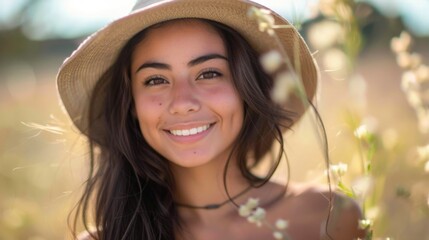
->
xmin=144 ymin=77 xmax=168 ymax=86
xmin=197 ymin=70 xmax=222 ymax=80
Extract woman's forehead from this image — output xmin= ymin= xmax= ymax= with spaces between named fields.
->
xmin=142 ymin=19 xmax=221 ymax=40
xmin=131 ymin=19 xmax=227 ymax=70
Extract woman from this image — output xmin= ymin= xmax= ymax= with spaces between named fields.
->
xmin=57 ymin=0 xmax=365 ymax=239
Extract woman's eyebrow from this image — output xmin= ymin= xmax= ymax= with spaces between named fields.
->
xmin=135 ymin=53 xmax=228 ymax=73
xmin=135 ymin=62 xmax=170 ymax=73
xmin=188 ymin=53 xmax=228 ymax=67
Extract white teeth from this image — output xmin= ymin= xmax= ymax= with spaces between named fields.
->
xmin=169 ymin=124 xmax=210 ymax=136
xmin=190 ymin=128 xmax=197 ymax=135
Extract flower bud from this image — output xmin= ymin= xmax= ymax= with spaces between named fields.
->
xmin=260 ymin=50 xmax=282 ymax=73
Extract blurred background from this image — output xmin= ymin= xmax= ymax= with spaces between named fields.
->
xmin=1 ymin=0 xmax=428 ymax=239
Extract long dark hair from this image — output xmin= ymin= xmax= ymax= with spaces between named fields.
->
xmin=70 ymin=19 xmax=298 ymax=240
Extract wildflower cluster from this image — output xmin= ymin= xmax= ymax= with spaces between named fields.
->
xmin=391 ymin=33 xmax=429 ymax=228
xmin=258 ymin=49 xmax=295 ymax=102
xmin=329 ymin=162 xmax=374 ymax=234
xmin=391 ymin=32 xmax=429 ymax=199
xmin=354 ymin=124 xmax=377 ymax=173
xmin=308 ymin=0 xmax=362 ymax=80
xmin=391 ymin=31 xmax=429 ymax=133
xmin=238 ymin=198 xmax=290 ymax=240
xmin=248 ymin=4 xmax=374 ymax=239
xmin=247 ymin=7 xmax=305 ymax=105
xmin=328 ymin=122 xmax=379 ymax=239
xmin=247 ymin=7 xmax=294 ymax=36
xmin=245 ymin=3 xmax=429 ymax=240
xmin=247 ymin=7 xmax=276 ymax=36
xmin=238 ymin=198 xmax=266 ymax=227
xmin=329 ymin=162 xmax=355 ymax=198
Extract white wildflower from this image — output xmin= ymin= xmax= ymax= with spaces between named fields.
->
xmin=271 ymin=72 xmax=296 ymax=104
xmin=247 ymin=207 xmax=266 ymax=227
xmin=239 ymin=205 xmax=252 ymax=217
xmin=390 ymin=31 xmax=412 ymax=53
xmin=253 ymin=207 xmax=266 ymax=219
xmin=407 ymin=90 xmax=422 ymax=108
xmin=354 ymin=125 xmax=369 ymax=140
xmin=410 ymin=53 xmax=422 ymax=69
xmin=273 ymin=231 xmax=284 ymax=239
xmin=245 ymin=198 xmax=259 ymax=209
xmin=323 ymin=48 xmax=349 ymax=80
xmin=260 ymin=50 xmax=283 ymax=73
xmin=239 ymin=198 xmax=259 ymax=217
xmin=401 ymin=71 xmax=419 ymax=91
xmin=330 ymin=162 xmax=348 ymax=178
xmin=247 ymin=6 xmax=275 ymax=35
xmin=275 ymin=219 xmax=289 ymax=230
xmin=415 ymin=64 xmax=429 ymax=82
xmin=358 ymin=219 xmax=373 ymax=229
xmin=397 ymin=52 xmax=421 ymax=70
xmin=307 ymin=20 xmax=343 ymax=50
xmin=396 ymin=52 xmax=412 ymax=69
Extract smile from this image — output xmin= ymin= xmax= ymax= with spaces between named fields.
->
xmin=169 ymin=124 xmax=211 ymax=136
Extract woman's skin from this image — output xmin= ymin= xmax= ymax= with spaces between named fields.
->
xmin=127 ymin=19 xmax=366 ymax=240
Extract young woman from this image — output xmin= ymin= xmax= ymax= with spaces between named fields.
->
xmin=57 ymin=0 xmax=366 ymax=239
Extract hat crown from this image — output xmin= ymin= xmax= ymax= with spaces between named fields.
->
xmin=132 ymin=0 xmax=168 ymax=11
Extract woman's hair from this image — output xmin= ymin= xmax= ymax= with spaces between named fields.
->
xmin=70 ymin=19 xmax=297 ymax=240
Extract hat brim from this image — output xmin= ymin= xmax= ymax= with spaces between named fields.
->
xmin=57 ymin=0 xmax=319 ymax=135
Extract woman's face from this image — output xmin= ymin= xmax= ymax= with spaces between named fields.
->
xmin=130 ymin=20 xmax=244 ymax=168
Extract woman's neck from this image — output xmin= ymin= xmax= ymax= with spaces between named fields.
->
xmin=170 ymin=159 xmax=252 ymax=222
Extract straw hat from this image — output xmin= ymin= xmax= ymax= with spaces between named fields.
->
xmin=57 ymin=0 xmax=319 ymax=136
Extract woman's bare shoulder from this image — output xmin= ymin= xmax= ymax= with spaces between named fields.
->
xmin=279 ymin=182 xmax=367 ymax=239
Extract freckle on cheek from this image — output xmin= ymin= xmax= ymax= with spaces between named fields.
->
xmin=159 ymin=103 xmax=162 ymax=106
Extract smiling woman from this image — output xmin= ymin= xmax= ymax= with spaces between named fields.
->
xmin=56 ymin=0 xmax=365 ymax=240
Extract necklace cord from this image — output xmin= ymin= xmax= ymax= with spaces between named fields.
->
xmin=174 ymin=185 xmax=254 ymax=210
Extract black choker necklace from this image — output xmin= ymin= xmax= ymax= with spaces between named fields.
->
xmin=175 ymin=186 xmax=253 ymax=210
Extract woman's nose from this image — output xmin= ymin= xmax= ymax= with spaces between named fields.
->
xmin=168 ymin=81 xmax=201 ymax=115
